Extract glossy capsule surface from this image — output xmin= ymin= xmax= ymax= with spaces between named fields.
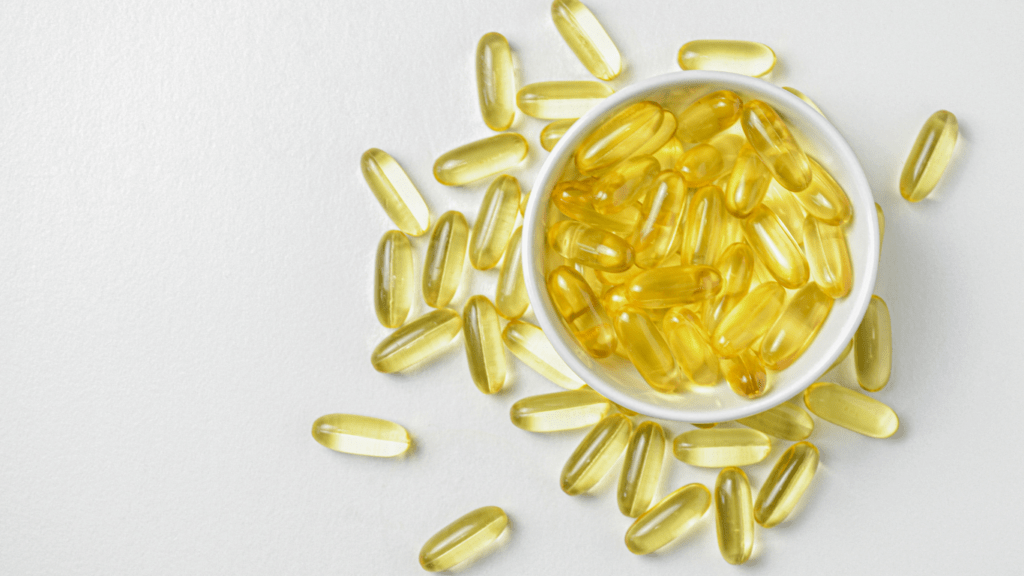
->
xmin=663 ymin=307 xmax=720 ymax=386
xmin=422 ymin=211 xmax=468 ymax=308
xmin=711 ymin=282 xmax=785 ymax=356
xmin=502 ymin=320 xmax=586 ymax=389
xmin=561 ymin=413 xmax=632 ymax=495
xmin=627 ymin=265 xmax=722 ymax=308
xmin=795 ymin=158 xmax=852 ymax=224
xmin=548 ymin=266 xmax=616 ymax=358
xmin=476 ymin=32 xmax=515 ymax=131
xmin=715 ymin=467 xmax=754 ymax=565
xmin=741 ymin=100 xmax=811 ymax=192
xmin=419 ymin=506 xmax=508 ymax=572
xmin=433 ymin=133 xmax=528 ymax=186
xmin=619 ymin=421 xmax=666 ymax=517
xmin=551 ymin=0 xmax=622 ymax=80
xmin=516 ymin=81 xmax=614 ymax=119
xmin=679 ymin=40 xmax=776 ymax=77
xmin=548 ymin=220 xmax=635 ymax=272
xmin=804 ymin=217 xmax=852 ymax=298
xmin=743 ymin=204 xmax=809 ymax=288
xmin=633 ymin=170 xmax=686 ymax=268
xmin=900 ymin=110 xmax=958 ymax=202
xmin=680 ymin=185 xmax=726 ymax=266
xmin=496 ymin=227 xmax=529 ymax=319
xmin=673 ymin=428 xmax=771 ymax=467
xmin=783 ymin=86 xmax=824 ymax=116
xmin=625 ymin=483 xmax=711 ymax=555
xmin=510 ymin=389 xmax=611 ymax=432
xmin=715 ymin=243 xmax=755 ymax=296
xmin=633 ymin=111 xmax=677 ymax=158
xmin=737 ymin=401 xmax=814 ymax=441
xmin=675 ymin=144 xmax=726 ymax=186
xmin=723 ymin=349 xmax=768 ymax=399
xmin=675 ymin=90 xmax=743 ymax=143
xmin=804 ymin=382 xmax=899 ymax=438
xmin=311 ymin=414 xmax=411 ymax=457
xmin=854 ymin=295 xmax=892 ymax=392
xmin=702 ymin=292 xmax=742 ymax=336
xmin=614 ymin=310 xmax=681 ymax=393
xmin=761 ymin=282 xmax=834 ymax=370
xmin=755 ymin=442 xmax=819 ymax=528
xmin=463 ymin=296 xmax=507 ymax=394
xmin=470 ymin=175 xmax=521 ymax=270
xmin=575 ymin=101 xmax=664 ymax=174
xmin=652 ymin=137 xmax=685 ymax=171
xmin=361 ymin=148 xmax=430 ymax=236
xmin=762 ymin=183 xmax=807 ymax=244
xmin=374 ymin=230 xmax=413 ymax=328
xmin=541 ymin=119 xmax=576 ymax=151
xmin=552 ymin=180 xmax=641 ymax=237
xmin=724 ymin=145 xmax=772 ymax=217
xmin=591 ymin=155 xmax=661 ymax=215
xmin=371 ymin=309 xmax=462 ymax=373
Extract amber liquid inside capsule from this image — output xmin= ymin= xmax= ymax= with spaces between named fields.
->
xmin=311 ymin=414 xmax=411 ymax=457
xmin=715 ymin=242 xmax=755 ymax=296
xmin=737 ymin=401 xmax=814 ymax=441
xmin=723 ymin=349 xmax=769 ymax=399
xmin=614 ymin=309 xmax=681 ymax=392
xmin=496 ymin=227 xmax=529 ymax=319
xmin=900 ymin=110 xmax=958 ymax=202
xmin=502 ymin=320 xmax=586 ymax=389
xmin=561 ymin=413 xmax=632 ymax=495
xmin=854 ymin=295 xmax=892 ymax=392
xmin=711 ymin=282 xmax=785 ymax=356
xmin=741 ymin=100 xmax=811 ymax=192
xmin=470 ymin=175 xmax=521 ymax=270
xmin=463 ymin=296 xmax=507 ymax=394
xmin=510 ymin=389 xmax=611 ymax=432
xmin=761 ymin=282 xmax=834 ymax=370
xmin=678 ymin=40 xmax=776 ymax=77
xmin=724 ymin=145 xmax=771 ymax=217
xmin=632 ymin=111 xmax=677 ymax=158
xmin=433 ymin=133 xmax=528 ymax=186
xmin=361 ymin=148 xmax=431 ymax=236
xmin=625 ymin=483 xmax=711 ymax=555
xmin=676 ymin=144 xmax=726 ymax=186
xmin=476 ymin=32 xmax=515 ymax=132
xmin=663 ymin=307 xmax=720 ymax=386
xmin=762 ymin=182 xmax=807 ymax=245
xmin=422 ymin=211 xmax=468 ymax=308
xmin=715 ymin=467 xmax=754 ymax=565
xmin=754 ymin=441 xmax=819 ymax=528
xmin=804 ymin=382 xmax=899 ymax=438
xmin=516 ymin=81 xmax=614 ymax=119
xmin=675 ymin=89 xmax=742 ymax=143
xmin=679 ymin=185 xmax=726 ymax=266
xmin=374 ymin=230 xmax=413 ymax=329
xmin=541 ymin=119 xmax=576 ymax=151
xmin=575 ymin=101 xmax=664 ymax=174
xmin=633 ymin=170 xmax=686 ymax=268
xmin=371 ymin=309 xmax=462 ymax=373
xmin=419 ymin=506 xmax=508 ymax=572
xmin=548 ymin=266 xmax=617 ymax=358
xmin=590 ymin=155 xmax=661 ymax=215
xmin=652 ymin=137 xmax=685 ymax=171
xmin=794 ymin=158 xmax=852 ymax=225
xmin=552 ymin=179 xmax=641 ymax=237
xmin=627 ymin=265 xmax=722 ymax=308
xmin=550 ymin=0 xmax=622 ymax=80
xmin=804 ymin=218 xmax=853 ymax=299
xmin=549 ymin=220 xmax=635 ymax=272
xmin=618 ymin=421 xmax=666 ymax=517
xmin=743 ymin=204 xmax=809 ymax=288
xmin=673 ymin=428 xmax=771 ymax=468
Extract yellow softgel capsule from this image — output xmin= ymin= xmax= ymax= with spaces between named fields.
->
xmin=803 ymin=382 xmax=899 ymax=438
xmin=723 ymin=349 xmax=769 ymax=399
xmin=476 ymin=32 xmax=515 ymax=132
xmin=652 ymin=137 xmax=685 ymax=171
xmin=632 ymin=111 xmax=678 ymax=158
xmin=311 ymin=414 xmax=411 ymax=457
xmin=541 ymin=119 xmax=576 ymax=151
xmin=680 ymin=185 xmax=726 ymax=266
xmin=591 ymin=155 xmax=661 ymax=215
xmin=561 ymin=413 xmax=633 ymax=495
xmin=463 ymin=296 xmax=507 ymax=394
xmin=662 ymin=307 xmax=720 ymax=386
xmin=550 ymin=0 xmax=622 ymax=80
xmin=737 ymin=401 xmax=814 ymax=441
xmin=548 ymin=220 xmax=635 ymax=272
xmin=803 ymin=217 xmax=853 ymax=299
xmin=678 ymin=40 xmax=776 ymax=77
xmin=502 ymin=320 xmax=586 ymax=389
xmin=715 ymin=467 xmax=754 ymax=564
xmin=762 ymin=182 xmax=807 ymax=244
xmin=422 ymin=211 xmax=468 ymax=308
xmin=597 ymin=265 xmax=643 ymax=288
xmin=672 ymin=428 xmax=771 ymax=468
xmin=827 ymin=338 xmax=853 ymax=372
xmin=876 ymin=202 xmax=885 ymax=251
xmin=374 ymin=230 xmax=413 ymax=329
xmin=371 ymin=309 xmax=462 ymax=373
xmin=715 ymin=242 xmax=755 ymax=296
xmin=633 ymin=170 xmax=687 ymax=268
xmin=470 ymin=175 xmax=521 ymax=270
xmin=783 ymin=86 xmax=825 ymax=116
xmin=741 ymin=100 xmax=812 ymax=192
xmin=419 ymin=506 xmax=508 ymax=572
xmin=516 ymin=81 xmax=614 ymax=119
xmin=547 ymin=266 xmax=617 ymax=358
xmin=743 ymin=203 xmax=809 ymax=288
xmin=625 ymin=484 xmax=711 ymax=556
xmin=754 ymin=441 xmax=819 ymax=528
xmin=900 ymin=110 xmax=958 ymax=202
xmin=551 ymin=179 xmax=641 ymax=238
xmin=675 ymin=89 xmax=743 ymax=143
xmin=361 ymin=148 xmax=431 ymax=236
xmin=711 ymin=282 xmax=785 ymax=356
xmin=510 ymin=389 xmax=611 ymax=432
xmin=794 ymin=158 xmax=853 ymax=225
xmin=433 ymin=133 xmax=529 ymax=186
xmin=702 ymin=292 xmax=742 ymax=335
xmin=614 ymin=309 xmax=682 ymax=393
xmin=496 ymin=227 xmax=529 ymax=319
xmin=724 ymin=145 xmax=772 ymax=217
xmin=854 ymin=295 xmax=892 ymax=392
xmin=627 ymin=265 xmax=722 ymax=308
xmin=575 ymin=101 xmax=664 ymax=174
xmin=675 ymin=143 xmax=727 ymax=186
xmin=618 ymin=421 xmax=666 ymax=518
xmin=761 ymin=282 xmax=834 ymax=370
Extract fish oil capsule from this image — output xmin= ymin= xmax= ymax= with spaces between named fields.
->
xmin=702 ymin=292 xmax=742 ymax=336
xmin=419 ymin=506 xmax=508 ymax=572
xmin=541 ymin=119 xmax=576 ymax=151
xmin=876 ymin=202 xmax=885 ymax=251
xmin=561 ymin=413 xmax=632 ymax=495
xmin=724 ymin=145 xmax=772 ymax=217
xmin=618 ymin=421 xmax=666 ymax=517
xmin=737 ymin=401 xmax=814 ymax=441
xmin=510 ymin=389 xmax=611 ymax=432
xmin=433 ymin=133 xmax=529 ymax=186
xmin=502 ymin=320 xmax=586 ymax=389
xmin=679 ymin=185 xmax=726 ymax=266
xmin=470 ymin=175 xmax=521 ymax=270
xmin=711 ymin=282 xmax=785 ymax=356
xmin=625 ymin=483 xmax=711 ymax=555
xmin=652 ymin=137 xmax=685 ymax=171
xmin=422 ymin=211 xmax=468 ymax=308
xmin=552 ymin=179 xmax=642 ymax=237
xmin=761 ymin=282 xmax=834 ymax=370
xmin=679 ymin=40 xmax=775 ymax=77
xmin=614 ymin=309 xmax=682 ymax=393
xmin=741 ymin=100 xmax=812 ymax=192
xmin=496 ymin=227 xmax=529 ymax=319
xmin=854 ymin=295 xmax=892 ymax=392
xmin=463 ymin=296 xmax=507 ymax=394
xmin=715 ymin=242 xmax=755 ymax=296
xmin=676 ymin=144 xmax=727 ymax=186
xmin=900 ymin=110 xmax=958 ymax=202
xmin=311 ymin=414 xmax=411 ymax=457
xmin=575 ymin=101 xmax=664 ymax=174
xmin=361 ymin=148 xmax=431 ymax=236
xmin=591 ymin=155 xmax=661 ymax=215
xmin=794 ymin=158 xmax=852 ymax=225
xmin=804 ymin=217 xmax=853 ymax=299
xmin=516 ymin=81 xmax=614 ymax=119
xmin=715 ymin=467 xmax=754 ymax=565
xmin=673 ymin=428 xmax=771 ymax=468
xmin=803 ymin=382 xmax=899 ymax=438
xmin=548 ymin=220 xmax=635 ymax=272
xmin=551 ymin=0 xmax=622 ymax=80
xmin=723 ymin=349 xmax=769 ymax=398
xmin=633 ymin=170 xmax=687 ymax=268
xmin=743 ymin=204 xmax=809 ymax=288
xmin=476 ymin=32 xmax=515 ymax=132
xmin=783 ymin=86 xmax=825 ymax=116
xmin=762 ymin=182 xmax=807 ymax=244
xmin=827 ymin=338 xmax=853 ymax=372
xmin=662 ymin=307 xmax=720 ymax=386
xmin=754 ymin=442 xmax=819 ymax=528
xmin=547 ymin=266 xmax=617 ymax=358
xmin=632 ymin=111 xmax=678 ymax=158
xmin=371 ymin=309 xmax=462 ymax=373
xmin=627 ymin=265 xmax=722 ymax=308
xmin=675 ymin=90 xmax=743 ymax=143
xmin=374 ymin=230 xmax=414 ymax=328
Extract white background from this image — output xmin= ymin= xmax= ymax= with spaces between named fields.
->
xmin=2 ymin=1 xmax=1022 ymax=574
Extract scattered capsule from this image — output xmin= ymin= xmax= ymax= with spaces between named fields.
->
xmin=633 ymin=170 xmax=687 ymax=268
xmin=470 ymin=175 xmax=521 ymax=270
xmin=625 ymin=483 xmax=711 ymax=555
xmin=361 ymin=148 xmax=431 ymax=236
xmin=662 ymin=307 xmax=720 ymax=386
xmin=762 ymin=182 xmax=807 ymax=244
xmin=541 ymin=119 xmax=576 ymax=151
xmin=433 ymin=133 xmax=529 ymax=186
xmin=371 ymin=309 xmax=462 ymax=373
xmin=711 ymin=282 xmax=785 ymax=356
xmin=614 ymin=309 xmax=682 ymax=393
xmin=854 ymin=295 xmax=892 ymax=392
xmin=876 ymin=202 xmax=885 ymax=251
xmin=724 ymin=145 xmax=772 ymax=217
xmin=551 ymin=179 xmax=642 ymax=238
xmin=516 ymin=81 xmax=614 ymax=119
xmin=632 ymin=111 xmax=678 ymax=158
xmin=591 ymin=155 xmax=661 ymax=215
xmin=311 ymin=414 xmax=411 ymax=457
xmin=673 ymin=428 xmax=771 ymax=468
xmin=510 ymin=389 xmax=611 ymax=432
xmin=678 ymin=40 xmax=776 ymax=78
xmin=741 ymin=100 xmax=811 ymax=192
xmin=723 ymin=349 xmax=769 ymax=399
xmin=619 ymin=421 xmax=666 ymax=517
xmin=496 ymin=227 xmax=529 ymax=319
xmin=900 ymin=110 xmax=958 ymax=202
xmin=827 ymin=338 xmax=854 ymax=372
xmin=502 ymin=320 xmax=586 ymax=389
xmin=743 ymin=203 xmax=809 ymax=288
xmin=374 ymin=230 xmax=414 ymax=329
xmin=676 ymin=143 xmax=727 ymax=186
xmin=422 ymin=211 xmax=468 ymax=308
xmin=761 ymin=283 xmax=834 ymax=370
xmin=783 ymin=86 xmax=825 ymax=116
xmin=548 ymin=266 xmax=617 ymax=358
xmin=652 ymin=137 xmax=685 ymax=171
xmin=627 ymin=265 xmax=722 ymax=308
xmin=561 ymin=413 xmax=633 ymax=495
xmin=476 ymin=32 xmax=515 ymax=132
xmin=419 ymin=506 xmax=508 ymax=572
xmin=794 ymin=158 xmax=852 ymax=225
xmin=675 ymin=90 xmax=743 ymax=143
xmin=803 ymin=382 xmax=899 ymax=438
xmin=575 ymin=101 xmax=664 ymax=174
xmin=754 ymin=442 xmax=819 ymax=528
xmin=551 ymin=0 xmax=622 ymax=80
xmin=804 ymin=217 xmax=853 ymax=299
xmin=737 ymin=401 xmax=814 ymax=441
xmin=715 ymin=467 xmax=754 ymax=565
xmin=548 ymin=220 xmax=635 ymax=272
xmin=463 ymin=296 xmax=507 ymax=394
xmin=680 ymin=185 xmax=727 ymax=266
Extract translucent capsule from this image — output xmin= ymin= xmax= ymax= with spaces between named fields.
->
xmin=561 ymin=413 xmax=632 ymax=495
xmin=614 ymin=309 xmax=682 ymax=393
xmin=476 ymin=33 xmax=515 ymax=132
xmin=419 ymin=506 xmax=508 ymax=572
xmin=827 ymin=338 xmax=853 ymax=372
xmin=550 ymin=0 xmax=621 ymax=80
xmin=741 ymin=100 xmax=812 ymax=192
xmin=743 ymin=204 xmax=809 ymax=288
xmin=737 ymin=401 xmax=814 ymax=441
xmin=715 ymin=242 xmax=755 ymax=296
xmin=422 ymin=211 xmax=468 ymax=308
xmin=470 ymin=175 xmax=521 ymax=270
xmin=371 ymin=309 xmax=462 ymax=373
xmin=804 ymin=217 xmax=853 ymax=299
xmin=551 ymin=179 xmax=641 ymax=237
xmin=596 ymin=265 xmax=642 ymax=288
xmin=854 ymin=295 xmax=892 ymax=392
xmin=361 ymin=148 xmax=430 ymax=236
xmin=761 ymin=283 xmax=833 ymax=370
xmin=652 ymin=137 xmax=685 ymax=171
xmin=463 ymin=296 xmax=507 ymax=394
xmin=502 ymin=320 xmax=586 ymax=389
xmin=783 ymin=86 xmax=825 ymax=116
xmin=715 ymin=467 xmax=754 ymax=565
xmin=516 ymin=81 xmax=614 ymax=119
xmin=633 ymin=111 xmax=678 ymax=158
xmin=510 ymin=389 xmax=611 ymax=432
xmin=675 ymin=90 xmax=743 ymax=143
xmin=900 ymin=110 xmax=958 ymax=202
xmin=575 ymin=101 xmax=664 ymax=174
xmin=662 ymin=307 xmax=720 ymax=386
xmin=876 ymin=202 xmax=885 ymax=251
xmin=627 ymin=265 xmax=722 ymax=308
xmin=754 ymin=441 xmax=819 ymax=528
xmin=762 ymin=183 xmax=807 ymax=244
xmin=795 ymin=158 xmax=852 ymax=225
xmin=678 ymin=40 xmax=776 ymax=77
xmin=676 ymin=143 xmax=727 ymax=186
xmin=723 ymin=349 xmax=769 ymax=399
xmin=673 ymin=428 xmax=771 ymax=468
xmin=433 ymin=133 xmax=528 ymax=186
xmin=724 ymin=145 xmax=772 ymax=217
xmin=541 ymin=119 xmax=576 ymax=151
xmin=803 ymin=382 xmax=899 ymax=438
xmin=548 ymin=266 xmax=617 ymax=358
xmin=496 ymin=227 xmax=529 ymax=319
xmin=625 ymin=483 xmax=710 ymax=555
xmin=711 ymin=282 xmax=785 ymax=356
xmin=548 ymin=220 xmax=635 ymax=272
xmin=374 ymin=230 xmax=413 ymax=329
xmin=311 ymin=414 xmax=411 ymax=457
xmin=619 ymin=421 xmax=666 ymax=517
xmin=591 ymin=155 xmax=661 ymax=215
xmin=633 ymin=170 xmax=687 ymax=268
xmin=680 ymin=185 xmax=726 ymax=266
xmin=703 ymin=292 xmax=742 ymax=336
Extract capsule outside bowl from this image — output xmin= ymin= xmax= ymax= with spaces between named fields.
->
xmin=522 ymin=71 xmax=878 ymax=423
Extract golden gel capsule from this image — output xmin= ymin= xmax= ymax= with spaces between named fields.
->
xmin=761 ymin=282 xmax=833 ymax=370
xmin=673 ymin=428 xmax=771 ymax=468
xmin=743 ymin=204 xmax=809 ymax=289
xmin=680 ymin=185 xmax=726 ymax=266
xmin=754 ymin=442 xmax=819 ymax=528
xmin=900 ymin=110 xmax=958 ymax=202
xmin=551 ymin=0 xmax=622 ymax=80
xmin=795 ymin=158 xmax=852 ymax=225
xmin=633 ymin=111 xmax=678 ymax=158
xmin=419 ymin=506 xmax=508 ymax=572
xmin=361 ymin=148 xmax=431 ymax=236
xmin=804 ymin=217 xmax=853 ymax=299
xmin=675 ymin=90 xmax=743 ymax=143
xmin=311 ymin=414 xmax=411 ymax=457
xmin=502 ymin=320 xmax=586 ymax=389
xmin=827 ymin=338 xmax=853 ymax=372
xmin=463 ymin=296 xmax=507 ymax=394
xmin=652 ymin=137 xmax=685 ymax=171
xmin=783 ymin=86 xmax=825 ymax=116
xmin=724 ymin=145 xmax=772 ymax=217
xmin=614 ymin=310 xmax=682 ymax=393
xmin=433 ymin=133 xmax=528 ymax=186
xmin=591 ymin=155 xmax=661 ymax=215
xmin=715 ymin=467 xmax=754 ymax=565
xmin=422 ymin=211 xmax=468 ymax=308
xmin=510 ymin=389 xmax=611 ymax=432
xmin=762 ymin=183 xmax=807 ymax=244
xmin=703 ymin=292 xmax=742 ymax=336
xmin=374 ymin=230 xmax=413 ymax=328
xmin=470 ymin=175 xmax=521 ymax=270
xmin=711 ymin=282 xmax=785 ymax=356
xmin=633 ymin=170 xmax=687 ymax=268
xmin=619 ymin=421 xmax=666 ymax=517
xmin=803 ymin=382 xmax=899 ymax=438
xmin=575 ymin=101 xmax=664 ymax=174
xmin=627 ymin=265 xmax=722 ymax=308
xmin=723 ymin=349 xmax=769 ymax=399
xmin=679 ymin=40 xmax=776 ymax=77
xmin=561 ymin=413 xmax=632 ymax=495
xmin=516 ymin=81 xmax=614 ymax=119
xmin=854 ymin=295 xmax=892 ymax=392
xmin=496 ymin=227 xmax=529 ymax=319
xmin=715 ymin=242 xmax=755 ymax=296
xmin=676 ymin=143 xmax=727 ymax=186
xmin=626 ymin=483 xmax=711 ymax=555
xmin=876 ymin=202 xmax=885 ymax=251
xmin=541 ymin=119 xmax=576 ymax=151
xmin=476 ymin=33 xmax=515 ymax=132
xmin=597 ymin=265 xmax=642 ymax=288
xmin=548 ymin=266 xmax=617 ymax=358
xmin=552 ymin=179 xmax=641 ymax=237
xmin=741 ymin=100 xmax=812 ymax=192
xmin=737 ymin=401 xmax=814 ymax=441
xmin=371 ymin=309 xmax=462 ymax=373
xmin=548 ymin=220 xmax=635 ymax=272
xmin=663 ymin=307 xmax=720 ymax=386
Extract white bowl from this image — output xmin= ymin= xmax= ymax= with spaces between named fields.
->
xmin=522 ymin=71 xmax=878 ymax=423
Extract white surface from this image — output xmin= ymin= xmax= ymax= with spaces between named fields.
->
xmin=1 ymin=1 xmax=1022 ymax=574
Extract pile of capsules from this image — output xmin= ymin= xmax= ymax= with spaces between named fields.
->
xmin=312 ymin=0 xmax=958 ymax=570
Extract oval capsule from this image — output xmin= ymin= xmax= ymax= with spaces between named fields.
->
xmin=541 ymin=118 xmax=576 ymax=151
xmin=675 ymin=90 xmax=743 ymax=143
xmin=548 ymin=266 xmax=617 ymax=358
xmin=502 ymin=320 xmax=586 ymax=389
xmin=754 ymin=441 xmax=819 ymax=528
xmin=476 ymin=32 xmax=515 ymax=131
xmin=422 ymin=211 xmax=468 ymax=308
xmin=516 ymin=81 xmax=614 ymax=119
xmin=678 ymin=40 xmax=776 ymax=77
xmin=762 ymin=182 xmax=807 ymax=244
xmin=614 ymin=309 xmax=681 ymax=393
xmin=551 ymin=0 xmax=622 ymax=80
xmin=625 ymin=483 xmax=711 ymax=555
xmin=433 ymin=133 xmax=528 ymax=186
xmin=548 ymin=220 xmax=635 ymax=272
xmin=371 ymin=309 xmax=462 ymax=373
xmin=737 ymin=401 xmax=814 ymax=441
xmin=795 ymin=158 xmax=853 ymax=224
xmin=722 ymin=349 xmax=769 ymax=399
xmin=470 ymin=175 xmax=521 ymax=270
xmin=702 ymin=292 xmax=742 ymax=336
xmin=419 ymin=506 xmax=508 ymax=572
xmin=311 ymin=414 xmax=411 ymax=457
xmin=803 ymin=382 xmax=899 ymax=438
xmin=496 ymin=227 xmax=529 ymax=319
xmin=551 ymin=179 xmax=642 ymax=237
xmin=854 ymin=295 xmax=892 ymax=392
xmin=711 ymin=282 xmax=786 ymax=356
xmin=632 ymin=110 xmax=678 ymax=158
xmin=715 ymin=242 xmax=755 ymax=296
xmin=590 ymin=155 xmax=661 ymax=215
xmin=360 ymin=148 xmax=430 ymax=236
xmin=633 ymin=170 xmax=687 ymax=268
xmin=510 ymin=389 xmax=611 ymax=432
xmin=715 ymin=467 xmax=754 ymax=565
xmin=900 ymin=110 xmax=958 ymax=202
xmin=679 ymin=185 xmax=726 ymax=266
xmin=463 ymin=296 xmax=507 ymax=394
xmin=743 ymin=203 xmax=809 ymax=288
xmin=662 ymin=307 xmax=720 ymax=386
xmin=761 ymin=282 xmax=834 ymax=370
xmin=374 ymin=230 xmax=413 ymax=328
xmin=618 ymin=421 xmax=666 ymax=518
xmin=741 ymin=100 xmax=812 ymax=192
xmin=675 ymin=143 xmax=726 ymax=186
xmin=673 ymin=428 xmax=771 ymax=468
xmin=575 ymin=101 xmax=664 ymax=174
xmin=627 ymin=265 xmax=722 ymax=308
xmin=724 ymin=145 xmax=772 ymax=217
xmin=561 ymin=413 xmax=633 ymax=495
xmin=804 ymin=217 xmax=853 ymax=299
